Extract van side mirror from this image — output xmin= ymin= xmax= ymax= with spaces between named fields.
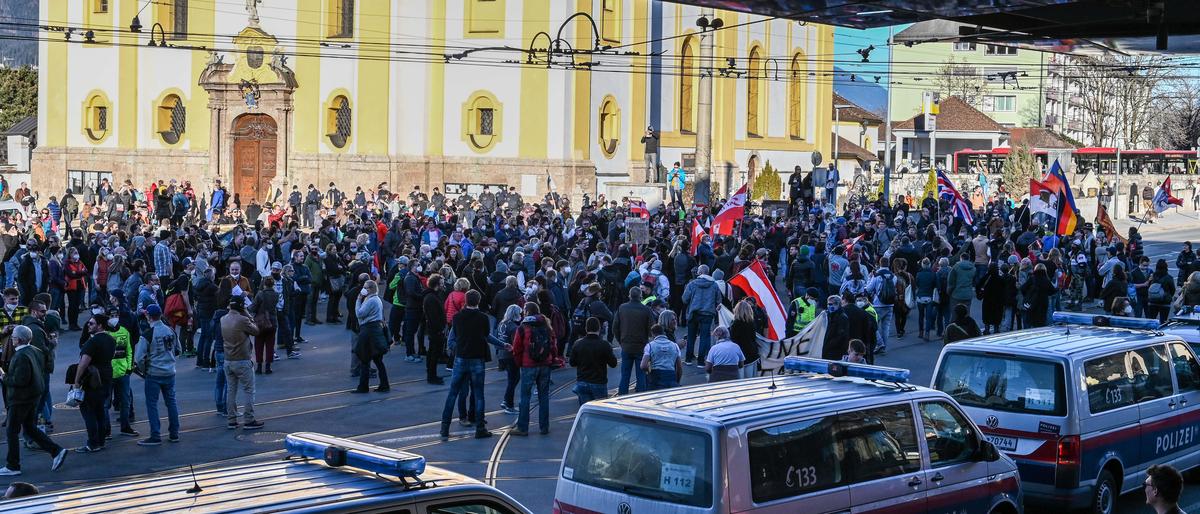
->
xmin=976 ymin=439 xmax=1000 ymax=462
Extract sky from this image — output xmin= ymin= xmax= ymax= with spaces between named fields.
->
xmin=832 ymin=25 xmax=908 ymax=115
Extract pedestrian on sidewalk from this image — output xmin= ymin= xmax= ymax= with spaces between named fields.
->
xmin=0 ymin=325 xmax=68 ymax=476
xmin=134 ymin=305 xmax=181 ymax=445
xmin=220 ymin=298 xmax=263 ymax=430
xmin=510 ymin=302 xmax=559 ymax=437
xmin=440 ymin=289 xmax=491 ymax=439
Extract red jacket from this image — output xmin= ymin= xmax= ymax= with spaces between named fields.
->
xmin=510 ymin=315 xmax=560 ymax=368
xmin=444 ymin=290 xmax=466 ymax=324
xmin=64 ymin=260 xmax=88 ymax=292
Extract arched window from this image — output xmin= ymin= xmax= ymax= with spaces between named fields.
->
xmin=679 ymin=36 xmax=697 ymax=134
xmin=326 ymin=95 xmax=352 ymax=149
xmin=789 ymin=52 xmax=807 ymax=139
xmin=747 ymin=46 xmax=762 ymax=137
xmin=598 ymin=96 xmax=620 ymax=157
xmin=157 ymin=94 xmax=186 ymax=145
xmin=83 ymin=92 xmax=111 ymax=143
xmin=462 ymin=91 xmax=502 ymax=153
xmin=328 ymin=0 xmax=354 ymax=38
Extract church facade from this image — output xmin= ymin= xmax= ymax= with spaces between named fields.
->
xmin=35 ymin=0 xmax=833 ymax=204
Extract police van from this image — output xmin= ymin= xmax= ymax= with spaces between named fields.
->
xmin=931 ymin=312 xmax=1200 ymax=514
xmin=1162 ymin=306 xmax=1200 ymax=346
xmin=554 ymin=357 xmax=1022 ymax=514
xmin=2 ymin=432 xmax=532 ymax=514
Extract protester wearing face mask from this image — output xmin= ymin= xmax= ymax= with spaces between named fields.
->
xmin=63 ymin=250 xmax=88 ymax=331
xmin=216 ymin=262 xmax=253 ymax=309
xmin=821 ymin=296 xmax=850 ymax=361
xmin=17 ymin=245 xmax=49 ymax=307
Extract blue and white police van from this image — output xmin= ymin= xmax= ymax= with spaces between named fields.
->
xmin=931 ymin=312 xmax=1200 ymax=514
xmin=554 ymin=357 xmax=1022 ymax=514
xmin=1 ymin=432 xmax=532 ymax=514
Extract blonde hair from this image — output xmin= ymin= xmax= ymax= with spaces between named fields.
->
xmin=454 ymin=277 xmax=470 ymax=292
xmin=733 ymin=299 xmax=755 ymax=323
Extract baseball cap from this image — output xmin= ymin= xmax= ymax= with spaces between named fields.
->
xmin=271 ymin=262 xmax=283 ymax=271
xmin=145 ymin=304 xmax=162 ymax=317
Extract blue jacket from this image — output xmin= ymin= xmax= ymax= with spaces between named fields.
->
xmin=291 ymin=261 xmax=312 ymax=295
xmin=682 ymin=274 xmax=722 ymax=316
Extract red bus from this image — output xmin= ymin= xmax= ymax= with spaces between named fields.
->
xmin=953 ymin=147 xmax=1049 ymax=174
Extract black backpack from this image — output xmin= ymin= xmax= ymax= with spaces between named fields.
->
xmin=570 ymin=299 xmax=591 ymax=337
xmin=527 ymin=322 xmax=553 ymax=363
xmin=876 ymin=272 xmax=896 ymax=305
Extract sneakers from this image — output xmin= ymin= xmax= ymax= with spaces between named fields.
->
xmin=684 ymin=358 xmax=695 ymax=365
xmin=137 ymin=437 xmax=163 ymax=446
xmin=351 ymin=388 xmax=369 ymax=394
xmin=404 ymin=355 xmax=418 ymax=363
xmin=74 ymin=445 xmax=103 ymax=453
xmin=500 ymin=402 xmax=518 ymax=415
xmin=287 ymin=351 xmax=302 ymax=359
xmin=0 ymin=467 xmax=21 ymax=476
xmin=227 ymin=421 xmax=240 ymax=430
xmin=475 ymin=430 xmax=493 ymax=439
xmin=168 ymin=435 xmax=180 ymax=443
xmin=458 ymin=418 xmax=473 ymax=427
xmin=51 ymin=448 xmax=67 ymax=471
xmin=243 ymin=421 xmax=265 ymax=430
xmin=508 ymin=429 xmax=529 ymax=437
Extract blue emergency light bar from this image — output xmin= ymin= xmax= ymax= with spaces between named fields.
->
xmin=783 ymin=356 xmax=910 ymax=383
xmin=285 ymin=432 xmax=426 ymax=478
xmin=1050 ymin=311 xmax=1161 ymax=330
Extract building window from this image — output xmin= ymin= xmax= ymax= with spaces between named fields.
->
xmin=746 ymin=47 xmax=762 ymax=137
xmin=994 ymin=95 xmax=1016 ymax=112
xmin=789 ymin=53 xmax=806 ymax=139
xmin=462 ymin=91 xmax=502 ymax=153
xmin=68 ymin=170 xmax=113 ymax=195
xmin=465 ymin=0 xmax=505 ymax=39
xmin=94 ymin=0 xmax=109 ymax=13
xmin=328 ymin=0 xmax=354 ymax=38
xmin=952 ymin=42 xmax=975 ymax=51
xmin=157 ymin=94 xmax=186 ymax=145
xmin=157 ymin=0 xmax=188 ymax=40
xmin=326 ymin=95 xmax=352 ymax=148
xmin=598 ymin=96 xmax=620 ymax=157
xmin=985 ymin=44 xmax=1016 ymax=55
xmin=679 ymin=36 xmax=697 ymax=134
xmin=83 ymin=92 xmax=111 ymax=143
xmin=601 ymin=0 xmax=620 ymax=44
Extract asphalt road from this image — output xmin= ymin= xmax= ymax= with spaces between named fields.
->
xmin=5 ymin=224 xmax=1200 ymax=513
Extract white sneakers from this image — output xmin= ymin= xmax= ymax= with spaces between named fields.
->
xmin=0 ymin=467 xmax=21 ymax=476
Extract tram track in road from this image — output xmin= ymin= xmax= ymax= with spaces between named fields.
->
xmin=482 ymin=377 xmax=579 ymax=487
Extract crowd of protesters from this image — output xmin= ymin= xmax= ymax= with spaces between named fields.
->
xmin=0 ymin=170 xmax=1198 ymax=463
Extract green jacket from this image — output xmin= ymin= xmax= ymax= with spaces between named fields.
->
xmin=110 ymin=326 xmax=133 ymax=378
xmin=305 ymin=256 xmax=325 ymax=289
xmin=3 ymin=344 xmax=46 ymax=405
xmin=388 ymin=272 xmax=405 ymax=307
xmin=22 ymin=316 xmax=54 ymax=374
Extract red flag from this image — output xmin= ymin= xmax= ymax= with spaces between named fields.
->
xmin=629 ymin=200 xmax=650 ymax=219
xmin=728 ymin=261 xmax=787 ymax=340
xmin=1153 ymin=176 xmax=1183 ymax=213
xmin=690 ymin=220 xmax=707 ymax=256
xmin=712 ymin=183 xmax=748 ymax=236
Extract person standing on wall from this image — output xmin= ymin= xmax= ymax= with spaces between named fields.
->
xmin=640 ymin=126 xmax=659 ymax=184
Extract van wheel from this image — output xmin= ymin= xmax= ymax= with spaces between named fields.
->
xmin=1091 ymin=471 xmax=1117 ymax=514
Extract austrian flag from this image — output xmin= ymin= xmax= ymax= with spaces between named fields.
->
xmin=711 ymin=183 xmax=748 ymax=236
xmin=690 ymin=220 xmax=707 ymax=256
xmin=728 ymin=260 xmax=788 ymax=340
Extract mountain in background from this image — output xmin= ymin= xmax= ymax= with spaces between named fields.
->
xmin=832 ymin=66 xmax=888 ymax=116
xmin=0 ymin=0 xmax=38 ymax=67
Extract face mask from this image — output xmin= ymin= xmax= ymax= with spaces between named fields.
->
xmin=266 ymin=244 xmax=273 ymax=250
xmin=318 ymin=251 xmax=327 ymax=258
xmin=107 ymin=317 xmax=119 ymax=328
xmin=71 ymin=255 xmax=79 ymax=261
xmin=152 ymin=284 xmax=161 ymax=291
xmin=5 ymin=302 xmax=15 ymax=310
xmin=828 ymin=304 xmax=840 ymax=312
xmin=350 ymin=246 xmax=358 ymax=253
xmin=1123 ymin=306 xmax=1134 ymax=315
xmin=230 ymin=272 xmax=240 ymax=278
xmin=563 ymin=267 xmax=571 ymax=275
xmin=856 ymin=300 xmax=867 ymax=308
xmin=91 ymin=306 xmax=105 ymax=316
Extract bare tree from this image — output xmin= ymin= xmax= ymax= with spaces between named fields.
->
xmin=1071 ymin=55 xmax=1120 ymax=147
xmin=932 ymin=56 xmax=985 ymax=108
xmin=1112 ymin=55 xmax=1171 ymax=147
xmin=1148 ymin=77 xmax=1200 ymax=151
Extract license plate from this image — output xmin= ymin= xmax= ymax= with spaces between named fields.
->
xmin=986 ymin=435 xmax=1018 ymax=452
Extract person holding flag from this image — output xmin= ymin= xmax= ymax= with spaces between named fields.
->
xmin=936 ymin=170 xmax=973 ymax=225
xmin=1152 ymin=176 xmax=1183 ymax=221
xmin=1037 ymin=160 xmax=1079 ymax=236
xmin=711 ymin=183 xmax=747 ymax=236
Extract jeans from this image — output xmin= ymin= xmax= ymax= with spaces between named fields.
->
xmin=618 ymin=351 xmax=648 ymax=395
xmin=573 ymin=381 xmax=608 ymax=405
xmin=306 ymin=287 xmax=320 ymax=322
xmin=108 ymin=373 xmax=134 ymax=432
xmin=517 ymin=366 xmax=552 ymax=433
xmin=290 ymin=294 xmax=307 ymax=341
xmin=144 ymin=374 xmax=180 ymax=439
xmin=79 ymin=382 xmax=111 ymax=448
xmin=6 ymin=402 xmax=62 ymax=471
xmin=275 ymin=310 xmax=292 ymax=353
xmin=214 ymin=351 xmax=227 ymax=413
xmin=685 ymin=313 xmax=714 ymax=362
xmin=874 ymin=305 xmax=893 ymax=349
xmin=500 ymin=358 xmax=520 ymax=406
xmin=441 ymin=358 xmax=486 ymax=430
xmin=38 ymin=374 xmax=53 ymax=424
xmin=225 ymin=360 xmax=256 ymax=423
xmin=195 ymin=315 xmax=215 ymax=368
xmin=647 ymin=369 xmax=678 ymax=390
xmin=921 ymin=302 xmax=938 ymax=334
xmin=403 ymin=310 xmax=423 ymax=358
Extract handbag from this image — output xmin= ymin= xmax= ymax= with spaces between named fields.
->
xmin=932 ymin=288 xmax=941 ymax=304
xmin=255 ymin=308 xmax=276 ymax=330
xmin=904 ymin=285 xmax=915 ymax=309
xmin=64 ymin=387 xmax=84 ymax=408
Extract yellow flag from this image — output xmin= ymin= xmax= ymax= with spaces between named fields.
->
xmin=923 ymin=168 xmax=937 ymax=199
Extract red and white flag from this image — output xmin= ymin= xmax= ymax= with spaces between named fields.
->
xmin=629 ymin=200 xmax=650 ymax=219
xmin=690 ymin=219 xmax=707 ymax=256
xmin=711 ymin=183 xmax=748 ymax=236
xmin=728 ymin=260 xmax=787 ymax=340
xmin=1153 ymin=176 xmax=1184 ymax=213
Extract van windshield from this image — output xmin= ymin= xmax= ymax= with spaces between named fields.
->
xmin=934 ymin=352 xmax=1067 ymax=416
xmin=562 ymin=412 xmax=713 ymax=508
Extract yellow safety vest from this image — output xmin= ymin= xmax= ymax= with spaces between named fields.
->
xmin=791 ymin=297 xmax=816 ymax=332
